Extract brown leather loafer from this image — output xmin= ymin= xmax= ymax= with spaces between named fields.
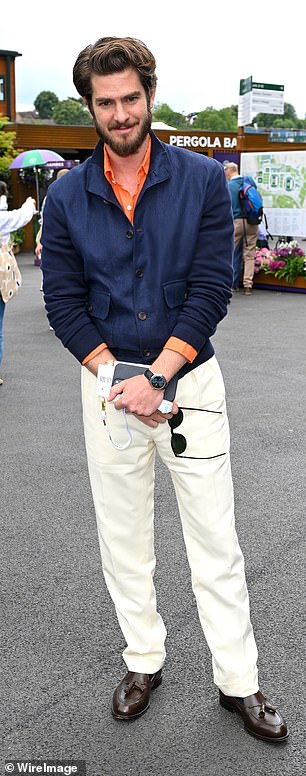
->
xmin=219 ymin=690 xmax=289 ymax=742
xmin=112 ymin=670 xmax=163 ymax=719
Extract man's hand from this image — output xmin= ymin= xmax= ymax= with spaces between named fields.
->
xmin=35 ymin=241 xmax=42 ymax=259
xmin=109 ymin=375 xmax=178 ymax=427
xmin=86 ymin=349 xmax=184 ymax=427
xmin=134 ymin=408 xmax=178 ymax=428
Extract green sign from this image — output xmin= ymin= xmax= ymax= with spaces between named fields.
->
xmin=252 ymin=82 xmax=284 ymax=91
xmin=239 ymin=76 xmax=252 ymax=96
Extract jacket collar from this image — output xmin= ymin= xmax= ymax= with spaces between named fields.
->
xmin=85 ymin=131 xmax=171 ymax=200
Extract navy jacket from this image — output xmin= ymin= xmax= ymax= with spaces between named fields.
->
xmin=42 ymin=132 xmax=234 ymax=373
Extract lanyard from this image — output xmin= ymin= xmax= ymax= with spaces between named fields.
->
xmin=100 ymin=398 xmax=132 ymax=450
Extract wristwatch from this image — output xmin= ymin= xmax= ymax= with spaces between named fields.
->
xmin=143 ymin=369 xmax=168 ymax=390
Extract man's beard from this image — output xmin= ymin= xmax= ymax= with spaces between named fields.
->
xmin=93 ymin=107 xmax=152 ymax=157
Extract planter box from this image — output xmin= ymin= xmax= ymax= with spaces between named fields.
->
xmin=253 ymin=272 xmax=306 ymax=293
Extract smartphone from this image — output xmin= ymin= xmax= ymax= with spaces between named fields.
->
xmin=111 ymin=362 xmax=178 ymax=406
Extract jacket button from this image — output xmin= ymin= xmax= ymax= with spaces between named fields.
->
xmin=136 ymin=267 xmax=143 ymax=278
xmin=126 ymin=229 xmax=134 ymax=239
xmin=88 ymin=305 xmax=93 ymax=312
xmin=143 ymin=349 xmax=151 ymax=357
xmin=137 ymin=311 xmax=147 ymax=320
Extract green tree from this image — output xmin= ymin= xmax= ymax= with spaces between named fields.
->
xmin=252 ymin=102 xmax=299 ymax=129
xmin=0 ymin=116 xmax=19 ymax=184
xmin=152 ymin=102 xmax=188 ymax=129
xmin=192 ymin=106 xmax=238 ymax=131
xmin=67 ymin=96 xmax=84 ymax=104
xmin=53 ymin=99 xmax=93 ymax=126
xmin=34 ymin=90 xmax=59 ymax=119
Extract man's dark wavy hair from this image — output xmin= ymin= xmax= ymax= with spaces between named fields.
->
xmin=73 ymin=36 xmax=157 ymax=108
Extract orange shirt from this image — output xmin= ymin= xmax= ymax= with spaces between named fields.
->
xmin=82 ymin=141 xmax=197 ymax=366
xmin=104 ymin=140 xmax=150 ymax=225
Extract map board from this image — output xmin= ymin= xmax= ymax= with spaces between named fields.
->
xmin=241 ymin=151 xmax=306 ymax=236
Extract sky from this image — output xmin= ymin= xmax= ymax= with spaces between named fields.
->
xmin=3 ymin=1 xmax=306 ymax=120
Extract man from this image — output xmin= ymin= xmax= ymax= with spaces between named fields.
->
xmin=224 ymin=161 xmax=258 ymax=295
xmin=35 ymin=168 xmax=70 ymax=261
xmin=42 ymin=37 xmax=288 ymax=742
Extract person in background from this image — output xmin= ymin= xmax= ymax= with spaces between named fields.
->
xmin=232 ymin=238 xmax=243 ymax=290
xmin=35 ymin=170 xmax=70 ymax=332
xmin=42 ymin=36 xmax=288 ymax=743
xmin=224 ymin=162 xmax=258 ymax=296
xmin=257 ymin=219 xmax=271 ymax=249
xmin=35 ymin=169 xmax=70 ymax=261
xmin=0 ymin=181 xmax=9 ymax=211
xmin=0 ymin=196 xmax=36 ymax=385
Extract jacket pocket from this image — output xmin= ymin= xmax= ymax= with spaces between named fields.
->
xmin=87 ymin=289 xmax=111 ymax=320
xmin=162 ymin=278 xmax=188 ymax=330
xmin=162 ymin=278 xmax=188 ymax=308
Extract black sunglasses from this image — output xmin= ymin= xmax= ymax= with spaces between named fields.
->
xmin=168 ymin=408 xmax=187 ymax=455
xmin=168 ymin=406 xmax=225 ymax=459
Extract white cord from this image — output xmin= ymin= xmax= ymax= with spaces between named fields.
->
xmin=101 ymin=400 xmax=132 ymax=450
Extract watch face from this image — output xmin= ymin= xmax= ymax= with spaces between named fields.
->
xmin=151 ymin=374 xmax=167 ymax=389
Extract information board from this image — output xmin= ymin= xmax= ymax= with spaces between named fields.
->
xmin=238 ymin=78 xmax=284 ymax=126
xmin=241 ymin=151 xmax=306 ymax=237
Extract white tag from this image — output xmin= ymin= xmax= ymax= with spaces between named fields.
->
xmin=158 ymin=399 xmax=173 ymax=414
xmin=96 ymin=363 xmax=115 ymax=397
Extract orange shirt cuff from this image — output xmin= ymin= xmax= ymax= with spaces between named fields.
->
xmin=164 ymin=337 xmax=198 ymax=363
xmin=82 ymin=342 xmax=108 ymax=365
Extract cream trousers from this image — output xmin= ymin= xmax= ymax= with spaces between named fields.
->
xmin=81 ymin=356 xmax=259 ymax=696
xmin=234 ymin=219 xmax=258 ymax=288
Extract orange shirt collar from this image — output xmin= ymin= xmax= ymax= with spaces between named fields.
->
xmin=103 ymin=136 xmax=151 ymax=182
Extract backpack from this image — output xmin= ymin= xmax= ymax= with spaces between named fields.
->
xmin=239 ymin=176 xmax=263 ymax=225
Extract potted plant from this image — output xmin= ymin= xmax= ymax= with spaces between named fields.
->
xmin=254 ymin=241 xmax=306 ymax=292
xmin=10 ymin=227 xmax=25 ymax=254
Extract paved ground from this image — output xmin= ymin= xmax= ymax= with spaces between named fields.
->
xmin=1 ymin=253 xmax=305 ymax=776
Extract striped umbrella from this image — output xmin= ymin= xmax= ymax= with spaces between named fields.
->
xmin=10 ymin=149 xmax=64 ymax=169
xmin=10 ymin=149 xmax=65 ymax=208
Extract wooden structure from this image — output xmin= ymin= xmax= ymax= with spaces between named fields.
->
xmin=3 ymin=48 xmax=306 ymax=252
xmin=8 ymin=122 xmax=306 ymax=159
xmin=0 ymin=49 xmax=21 ymax=121
xmin=6 ymin=123 xmax=306 ymax=249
